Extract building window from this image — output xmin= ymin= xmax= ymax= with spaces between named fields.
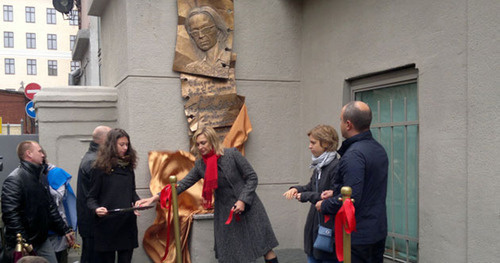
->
xmin=26 ymin=33 xmax=36 ymax=49
xmin=4 ymin=31 xmax=13 ymax=48
xmin=69 ymin=10 xmax=78 ymax=26
xmin=3 ymin=5 xmax=13 ymax=22
xmin=25 ymin=7 xmax=35 ymax=23
xmin=27 ymin=59 xmax=37 ymax=75
xmin=48 ymin=60 xmax=57 ymax=76
xmin=5 ymin=58 xmax=15 ymax=74
xmin=70 ymin=35 xmax=76 ymax=50
xmin=71 ymin=61 xmax=80 ymax=71
xmin=47 ymin=34 xmax=57 ymax=50
xmin=47 ymin=8 xmax=56 ymax=24
xmin=349 ymin=66 xmax=419 ymax=263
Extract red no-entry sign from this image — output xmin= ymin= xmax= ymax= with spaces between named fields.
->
xmin=24 ymin=83 xmax=41 ymax=100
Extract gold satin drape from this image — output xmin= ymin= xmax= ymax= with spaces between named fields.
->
xmin=143 ymin=104 xmax=252 ymax=262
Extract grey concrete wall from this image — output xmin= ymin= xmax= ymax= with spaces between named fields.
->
xmin=301 ymin=0 xmax=500 ymax=261
xmin=37 ymin=0 xmax=499 ymax=261
xmin=95 ymin=0 xmax=308 ymax=261
xmin=466 ymin=0 xmax=500 ymax=261
xmin=34 ymin=86 xmax=117 ymax=192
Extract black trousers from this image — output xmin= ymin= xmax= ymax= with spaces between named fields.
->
xmin=80 ymin=236 xmax=98 ymax=263
xmin=351 ymin=238 xmax=386 ymax=263
xmin=97 ymin=249 xmax=133 ymax=263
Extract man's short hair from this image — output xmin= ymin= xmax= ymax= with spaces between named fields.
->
xmin=17 ymin=256 xmax=49 ymax=263
xmin=16 ymin=141 xmax=36 ymax=161
xmin=343 ymin=101 xmax=372 ymax=131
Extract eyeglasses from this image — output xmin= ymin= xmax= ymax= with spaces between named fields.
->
xmin=189 ymin=25 xmax=216 ymax=38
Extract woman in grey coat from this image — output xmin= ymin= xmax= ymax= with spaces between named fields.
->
xmin=140 ymin=127 xmax=279 ymax=263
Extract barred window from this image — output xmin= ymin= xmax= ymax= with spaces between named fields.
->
xmin=349 ymin=67 xmax=419 ymax=263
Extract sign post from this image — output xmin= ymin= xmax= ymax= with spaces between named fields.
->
xmin=24 ymin=83 xmax=41 ymax=100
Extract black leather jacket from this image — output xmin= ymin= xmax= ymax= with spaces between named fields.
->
xmin=1 ymin=160 xmax=70 ymax=248
xmin=76 ymin=141 xmax=98 ymax=237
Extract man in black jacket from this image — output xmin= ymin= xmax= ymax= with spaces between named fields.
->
xmin=76 ymin=126 xmax=110 ymax=263
xmin=1 ymin=141 xmax=74 ymax=263
xmin=317 ymin=101 xmax=388 ymax=262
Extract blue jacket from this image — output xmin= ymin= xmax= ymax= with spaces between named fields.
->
xmin=321 ymin=130 xmax=388 ymax=245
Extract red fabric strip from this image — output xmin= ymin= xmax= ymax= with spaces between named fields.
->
xmin=160 ymin=185 xmax=173 ymax=262
xmin=225 ymin=208 xmax=241 ymax=225
xmin=324 ymin=214 xmax=331 ymax=223
xmin=160 ymin=185 xmax=172 ymax=209
xmin=334 ymin=198 xmax=356 ymax=262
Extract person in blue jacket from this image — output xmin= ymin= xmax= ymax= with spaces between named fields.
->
xmin=44 ymin=156 xmax=77 ymax=263
xmin=317 ymin=101 xmax=388 ymax=262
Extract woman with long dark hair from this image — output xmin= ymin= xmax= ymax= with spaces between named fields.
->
xmin=87 ymin=128 xmax=140 ymax=263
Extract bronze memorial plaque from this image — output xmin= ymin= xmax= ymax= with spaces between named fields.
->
xmin=173 ymin=0 xmax=234 ymax=79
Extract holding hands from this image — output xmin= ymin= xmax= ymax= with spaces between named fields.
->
xmin=321 ymin=190 xmax=333 ymax=199
xmin=233 ymin=200 xmax=245 ymax=214
xmin=283 ymin=188 xmax=299 ymax=200
xmin=95 ymin=207 xmax=108 ymax=217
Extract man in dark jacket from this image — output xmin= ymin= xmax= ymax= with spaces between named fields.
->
xmin=317 ymin=101 xmax=388 ymax=262
xmin=76 ymin=126 xmax=110 ymax=263
xmin=1 ymin=141 xmax=74 ymax=263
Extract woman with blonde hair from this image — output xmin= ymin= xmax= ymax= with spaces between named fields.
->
xmin=139 ymin=127 xmax=279 ymax=263
xmin=283 ymin=125 xmax=340 ymax=263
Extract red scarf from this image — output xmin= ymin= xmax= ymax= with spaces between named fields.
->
xmin=202 ymin=150 xmax=219 ymax=209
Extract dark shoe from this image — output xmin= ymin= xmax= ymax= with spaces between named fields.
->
xmin=265 ymin=257 xmax=278 ymax=263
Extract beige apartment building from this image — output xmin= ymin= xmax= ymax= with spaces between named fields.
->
xmin=0 ymin=0 xmax=79 ymax=91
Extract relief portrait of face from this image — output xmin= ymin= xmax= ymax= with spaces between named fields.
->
xmin=188 ymin=13 xmax=218 ymax=51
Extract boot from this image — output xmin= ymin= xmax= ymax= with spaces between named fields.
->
xmin=265 ymin=257 xmax=278 ymax=263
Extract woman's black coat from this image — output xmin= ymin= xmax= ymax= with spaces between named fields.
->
xmin=292 ymin=157 xmax=339 ymax=261
xmin=87 ymin=164 xmax=140 ymax=251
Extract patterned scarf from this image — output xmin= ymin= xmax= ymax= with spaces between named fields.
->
xmin=202 ymin=150 xmax=220 ymax=209
xmin=310 ymin=151 xmax=337 ymax=180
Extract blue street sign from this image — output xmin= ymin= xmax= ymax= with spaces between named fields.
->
xmin=25 ymin=101 xmax=36 ymax=119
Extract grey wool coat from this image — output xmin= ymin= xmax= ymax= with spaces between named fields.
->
xmin=177 ymin=148 xmax=279 ymax=263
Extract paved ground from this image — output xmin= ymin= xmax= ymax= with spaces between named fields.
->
xmin=257 ymin=249 xmax=306 ymax=263
xmin=67 ymin=248 xmax=307 ymax=263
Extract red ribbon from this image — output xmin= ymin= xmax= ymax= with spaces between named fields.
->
xmin=324 ymin=215 xmax=331 ymax=223
xmin=224 ymin=208 xmax=241 ymax=225
xmin=159 ymin=185 xmax=173 ymax=262
xmin=160 ymin=185 xmax=172 ymax=209
xmin=334 ymin=198 xmax=356 ymax=262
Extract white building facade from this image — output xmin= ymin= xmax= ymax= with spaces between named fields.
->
xmin=0 ymin=0 xmax=78 ymax=91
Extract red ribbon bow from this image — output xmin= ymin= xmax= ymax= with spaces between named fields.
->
xmin=159 ymin=185 xmax=173 ymax=262
xmin=334 ymin=198 xmax=356 ymax=262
